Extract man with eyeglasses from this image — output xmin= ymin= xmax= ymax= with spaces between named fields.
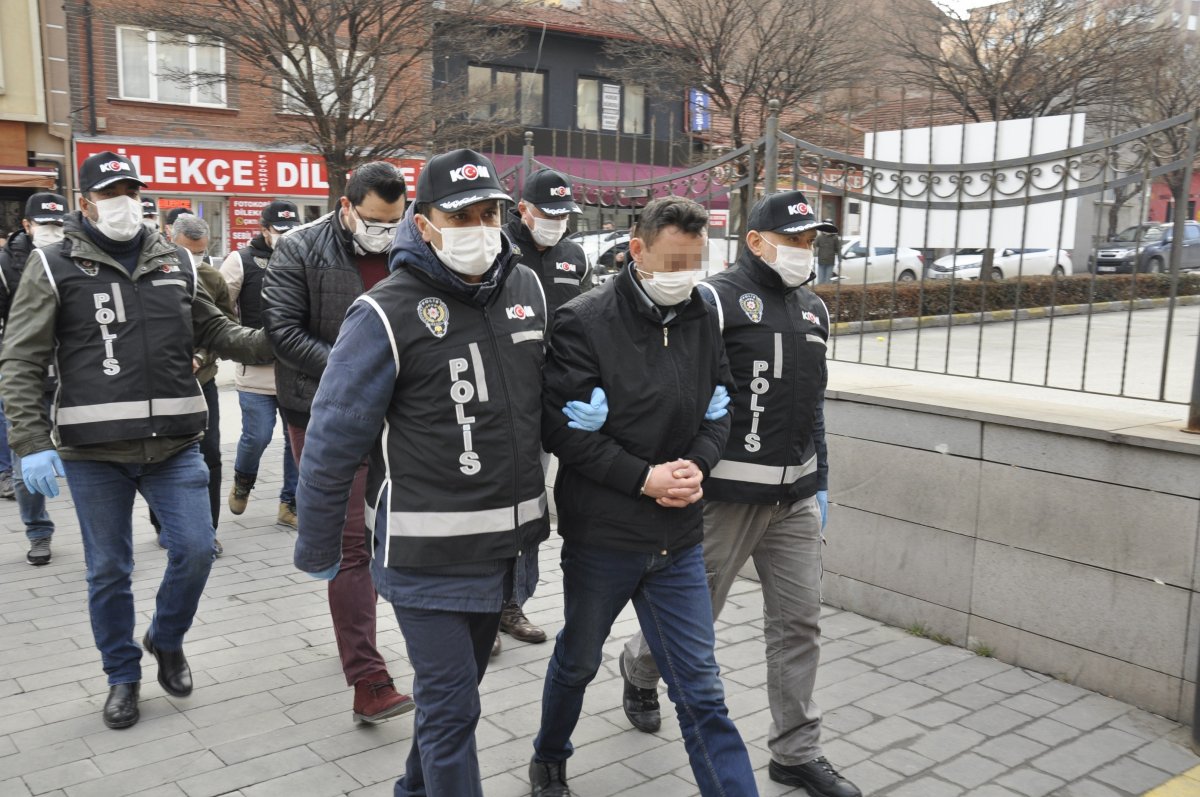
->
xmin=262 ymin=162 xmax=414 ymax=726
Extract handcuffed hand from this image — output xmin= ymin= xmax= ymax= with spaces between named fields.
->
xmin=643 ymin=459 xmax=704 ymax=508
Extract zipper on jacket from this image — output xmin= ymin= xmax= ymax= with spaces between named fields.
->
xmin=483 ymin=310 xmax=524 ymax=557
xmin=778 ymin=297 xmax=803 ymax=504
xmin=662 ymin=326 xmax=669 ymax=347
xmin=128 ymin=270 xmax=159 ymax=442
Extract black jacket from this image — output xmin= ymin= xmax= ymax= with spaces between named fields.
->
xmin=542 ymin=263 xmax=732 ymax=554
xmin=261 ymin=211 xmax=363 ymax=425
xmin=503 ymin=209 xmax=591 ymax=315
xmin=0 ymin=230 xmax=33 ymax=329
xmin=235 ymin=234 xmax=273 ymax=330
xmin=699 ymin=249 xmax=829 ymax=505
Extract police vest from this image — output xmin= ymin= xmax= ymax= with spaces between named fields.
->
xmin=237 ymin=244 xmax=270 ymax=330
xmin=37 ymin=241 xmax=207 ymax=448
xmin=363 ymin=263 xmax=550 ymax=568
xmin=700 ymin=254 xmax=829 ymax=505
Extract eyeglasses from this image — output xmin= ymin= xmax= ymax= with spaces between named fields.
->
xmin=353 ymin=207 xmax=400 ymax=236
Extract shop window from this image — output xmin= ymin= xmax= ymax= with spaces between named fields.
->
xmin=576 ymin=78 xmax=646 ymax=134
xmin=117 ymin=27 xmax=226 ymax=107
xmin=281 ymin=47 xmax=375 ymax=119
xmin=467 ymin=65 xmax=544 ymax=126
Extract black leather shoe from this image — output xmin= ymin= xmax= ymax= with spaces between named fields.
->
xmin=769 ymin=757 xmax=862 ymax=797
xmin=529 ymin=757 xmax=570 ymax=796
xmin=619 ymin=656 xmax=660 ymax=733
xmin=143 ymin=633 xmax=192 ymax=697
xmin=103 ymin=682 xmax=140 ymax=729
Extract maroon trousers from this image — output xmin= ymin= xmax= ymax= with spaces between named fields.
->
xmin=289 ymin=424 xmax=390 ymax=686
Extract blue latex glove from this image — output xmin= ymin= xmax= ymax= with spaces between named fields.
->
xmin=816 ymin=490 xmax=829 ymax=530
xmin=306 ymin=562 xmax=340 ymax=581
xmin=22 ymin=450 xmax=64 ymax=498
xmin=705 ymin=384 xmax=730 ymax=421
xmin=564 ymin=386 xmax=608 ymax=431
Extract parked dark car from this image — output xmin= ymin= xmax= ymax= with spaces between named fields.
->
xmin=1089 ymin=221 xmax=1200 ymax=274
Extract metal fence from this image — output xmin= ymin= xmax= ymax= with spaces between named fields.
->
xmin=491 ymin=103 xmax=1200 ymax=429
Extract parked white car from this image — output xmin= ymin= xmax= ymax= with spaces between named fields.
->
xmin=836 ymin=238 xmax=926 ymax=284
xmin=927 ymin=248 xmax=1072 ymax=280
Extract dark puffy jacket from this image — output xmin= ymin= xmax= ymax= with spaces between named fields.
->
xmin=0 ymin=230 xmax=33 ymax=329
xmin=503 ymin=209 xmax=591 ymax=315
xmin=541 ymin=263 xmax=733 ymax=554
xmin=261 ymin=211 xmax=363 ymax=425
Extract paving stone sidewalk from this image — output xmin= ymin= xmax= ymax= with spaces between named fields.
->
xmin=0 ymin=387 xmax=1197 ymax=796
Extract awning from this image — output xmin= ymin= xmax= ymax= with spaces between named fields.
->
xmin=0 ymin=166 xmax=57 ymax=190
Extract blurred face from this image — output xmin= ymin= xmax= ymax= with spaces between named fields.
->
xmin=340 ymin=190 xmax=406 ymax=235
xmin=181 ymin=235 xmax=209 ymax=257
xmin=629 ymin=225 xmax=707 ymax=276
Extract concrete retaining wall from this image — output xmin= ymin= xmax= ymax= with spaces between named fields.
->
xmin=822 ymin=384 xmax=1200 ymax=723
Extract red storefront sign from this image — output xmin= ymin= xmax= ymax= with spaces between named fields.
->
xmin=74 ymin=142 xmax=424 ymax=199
xmin=229 ymin=197 xmax=274 ymax=252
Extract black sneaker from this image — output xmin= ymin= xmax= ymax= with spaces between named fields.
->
xmin=26 ymin=538 xmax=51 ymax=566
xmin=619 ymin=655 xmax=660 ymax=733
xmin=769 ymin=757 xmax=862 ymax=797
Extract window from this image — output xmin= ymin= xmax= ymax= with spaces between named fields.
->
xmin=467 ymin=65 xmax=544 ymax=125
xmin=575 ymin=78 xmax=647 ymax=134
xmin=117 ymin=27 xmax=226 ymax=106
xmin=281 ymin=47 xmax=375 ymax=119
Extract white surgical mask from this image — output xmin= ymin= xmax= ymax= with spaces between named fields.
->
xmin=766 ymin=240 xmax=815 ymax=287
xmin=352 ymin=208 xmax=398 ymax=254
xmin=637 ymin=267 xmax=701 ymax=306
xmin=91 ymin=195 xmax=144 ymax=242
xmin=425 ymin=218 xmax=502 ymax=276
xmin=31 ymin=224 xmax=64 ymax=248
xmin=526 ymin=213 xmax=568 ymax=248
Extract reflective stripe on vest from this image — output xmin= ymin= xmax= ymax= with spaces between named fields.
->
xmin=55 ymin=395 xmax=208 ymax=427
xmin=709 ymin=454 xmax=817 ymax=485
xmin=385 ymin=493 xmax=546 ymax=539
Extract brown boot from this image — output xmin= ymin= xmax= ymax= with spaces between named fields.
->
xmin=228 ymin=471 xmax=254 ymax=515
xmin=277 ymin=502 xmax=298 ymax=529
xmin=500 ymin=600 xmax=547 ymax=643
xmin=352 ymin=675 xmax=414 ymax=724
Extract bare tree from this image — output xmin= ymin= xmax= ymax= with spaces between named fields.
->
xmin=603 ymin=0 xmax=874 ymax=225
xmin=885 ymin=0 xmax=1173 ymax=124
xmin=115 ymin=0 xmax=525 ymax=202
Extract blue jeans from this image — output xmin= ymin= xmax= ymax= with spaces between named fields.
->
xmin=0 ymin=400 xmax=12 ymax=473
xmin=12 ymin=452 xmax=53 ymax=542
xmin=63 ymin=444 xmax=215 ymax=685
xmin=817 ymin=263 xmax=836 ymax=285
xmin=534 ymin=542 xmax=757 ymax=797
xmin=234 ymin=391 xmax=297 ymax=504
xmin=392 ymin=606 xmax=500 ymax=797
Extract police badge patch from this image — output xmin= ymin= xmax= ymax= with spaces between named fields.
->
xmin=739 ymin=293 xmax=764 ymax=323
xmin=77 ymin=260 xmax=99 ymax=277
xmin=417 ymin=297 xmax=450 ymax=338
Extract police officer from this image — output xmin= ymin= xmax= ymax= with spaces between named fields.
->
xmin=141 ymin=197 xmax=159 ymax=232
xmin=504 ymin=168 xmax=590 ymax=312
xmin=0 ymin=192 xmax=67 ymax=565
xmin=294 ymin=149 xmax=551 ymax=797
xmin=220 ymin=200 xmax=301 ymax=528
xmin=0 ymin=151 xmax=271 ymax=731
xmin=618 ymin=191 xmax=861 ymax=797
xmin=495 ymin=168 xmax=589 ymax=651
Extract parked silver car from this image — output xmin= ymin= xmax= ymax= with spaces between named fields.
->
xmin=928 ymin=248 xmax=1072 ymax=280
